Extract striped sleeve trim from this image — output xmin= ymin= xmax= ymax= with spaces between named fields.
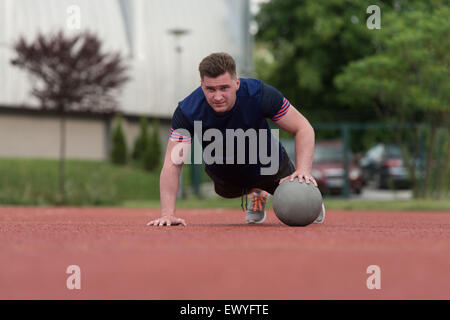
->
xmin=271 ymin=98 xmax=290 ymax=121
xmin=169 ymin=128 xmax=192 ymax=143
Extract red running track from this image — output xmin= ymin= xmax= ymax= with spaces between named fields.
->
xmin=0 ymin=206 xmax=449 ymax=299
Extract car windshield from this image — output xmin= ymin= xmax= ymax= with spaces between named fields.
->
xmin=314 ymin=145 xmax=353 ymax=162
xmin=385 ymin=145 xmax=403 ymax=158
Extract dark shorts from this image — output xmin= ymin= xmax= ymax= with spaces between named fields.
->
xmin=205 ymin=148 xmax=296 ymax=198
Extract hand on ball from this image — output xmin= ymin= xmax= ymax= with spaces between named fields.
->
xmin=279 ymin=171 xmax=318 ymax=187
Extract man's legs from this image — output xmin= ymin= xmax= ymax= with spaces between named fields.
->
xmin=245 ymin=147 xmax=294 ymax=223
xmin=245 ymin=189 xmax=270 ymax=224
xmin=248 ymin=147 xmax=325 ymax=224
xmin=205 ymin=147 xmax=325 ymax=224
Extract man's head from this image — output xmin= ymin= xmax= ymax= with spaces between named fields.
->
xmin=199 ymin=52 xmax=240 ymax=113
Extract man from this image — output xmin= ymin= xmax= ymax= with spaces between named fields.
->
xmin=147 ymin=52 xmax=324 ymax=227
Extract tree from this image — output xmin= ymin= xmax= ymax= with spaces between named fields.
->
xmin=111 ymin=115 xmax=128 ymax=165
xmin=143 ymin=119 xmax=162 ymax=171
xmin=255 ymin=0 xmax=378 ymax=123
xmin=334 ymin=6 xmax=449 ymax=198
xmin=132 ymin=117 xmax=149 ymax=161
xmin=254 ymin=0 xmax=446 ymax=153
xmin=11 ymin=31 xmax=129 ymax=201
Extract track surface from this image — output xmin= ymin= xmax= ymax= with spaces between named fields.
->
xmin=1 ymin=206 xmax=449 ymax=299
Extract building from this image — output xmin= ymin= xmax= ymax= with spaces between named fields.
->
xmin=0 ymin=0 xmax=252 ymax=160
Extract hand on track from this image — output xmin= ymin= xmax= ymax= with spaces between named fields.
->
xmin=147 ymin=215 xmax=187 ymax=227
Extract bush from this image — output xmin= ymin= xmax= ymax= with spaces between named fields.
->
xmin=143 ymin=119 xmax=162 ymax=171
xmin=111 ymin=114 xmax=128 ymax=165
xmin=132 ymin=117 xmax=149 ymax=161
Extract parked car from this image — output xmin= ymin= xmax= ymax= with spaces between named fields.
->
xmin=281 ymin=139 xmax=363 ymax=195
xmin=359 ymin=143 xmax=411 ymax=189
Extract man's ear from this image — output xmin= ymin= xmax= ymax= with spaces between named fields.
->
xmin=236 ymin=77 xmax=240 ymax=90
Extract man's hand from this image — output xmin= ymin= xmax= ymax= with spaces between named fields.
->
xmin=279 ymin=170 xmax=318 ymax=187
xmin=147 ymin=215 xmax=187 ymax=227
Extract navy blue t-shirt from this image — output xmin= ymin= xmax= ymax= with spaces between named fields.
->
xmin=170 ymin=78 xmax=292 ymax=187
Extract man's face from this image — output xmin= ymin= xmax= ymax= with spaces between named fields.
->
xmin=201 ymin=72 xmax=240 ymax=113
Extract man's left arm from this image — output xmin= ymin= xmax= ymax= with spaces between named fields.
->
xmin=275 ymin=106 xmax=318 ymax=187
xmin=259 ymin=83 xmax=317 ymax=186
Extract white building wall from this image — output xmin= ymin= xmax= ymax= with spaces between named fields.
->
xmin=0 ymin=113 xmax=106 ymax=159
xmin=0 ymin=0 xmax=252 ymax=118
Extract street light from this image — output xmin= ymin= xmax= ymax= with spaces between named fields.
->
xmin=168 ymin=28 xmax=189 ymax=104
xmin=168 ymin=28 xmax=190 ymax=199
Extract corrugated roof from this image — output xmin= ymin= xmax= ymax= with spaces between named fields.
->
xmin=0 ymin=0 xmax=252 ymax=118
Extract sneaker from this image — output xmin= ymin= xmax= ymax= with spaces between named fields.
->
xmin=246 ymin=191 xmax=269 ymax=224
xmin=313 ymin=203 xmax=326 ymax=224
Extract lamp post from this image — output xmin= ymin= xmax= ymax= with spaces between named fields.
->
xmin=168 ymin=28 xmax=189 ymax=199
xmin=168 ymin=28 xmax=189 ymax=100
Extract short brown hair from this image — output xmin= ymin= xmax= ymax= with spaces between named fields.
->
xmin=199 ymin=52 xmax=236 ymax=80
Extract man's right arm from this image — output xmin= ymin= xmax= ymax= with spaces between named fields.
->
xmin=147 ymin=139 xmax=189 ymax=226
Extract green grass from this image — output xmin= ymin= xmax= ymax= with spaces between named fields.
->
xmin=0 ymin=157 xmax=161 ymax=206
xmin=322 ymin=199 xmax=450 ymax=211
xmin=123 ymin=197 xmax=241 ymax=209
xmin=122 ymin=196 xmax=450 ymax=211
xmin=1 ymin=157 xmax=448 ymax=210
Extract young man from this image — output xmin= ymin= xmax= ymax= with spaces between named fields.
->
xmin=148 ymin=52 xmax=325 ymax=227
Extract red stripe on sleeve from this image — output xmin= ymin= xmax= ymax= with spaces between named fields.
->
xmin=271 ymin=99 xmax=291 ymax=121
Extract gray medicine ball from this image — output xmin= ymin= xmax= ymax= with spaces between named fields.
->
xmin=273 ymin=177 xmax=323 ymax=226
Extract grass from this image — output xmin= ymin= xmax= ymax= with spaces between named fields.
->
xmin=1 ymin=157 xmax=448 ymax=211
xmin=122 ymin=196 xmax=450 ymax=211
xmin=322 ymin=199 xmax=450 ymax=211
xmin=0 ymin=157 xmax=161 ymax=205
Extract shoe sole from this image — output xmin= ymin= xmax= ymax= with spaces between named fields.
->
xmin=313 ymin=204 xmax=326 ymax=224
xmin=246 ymin=211 xmax=266 ymax=224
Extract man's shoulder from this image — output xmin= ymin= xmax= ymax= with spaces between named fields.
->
xmin=238 ymin=78 xmax=263 ymax=97
xmin=180 ymin=86 xmax=204 ymax=107
xmin=178 ymin=86 xmax=206 ymax=120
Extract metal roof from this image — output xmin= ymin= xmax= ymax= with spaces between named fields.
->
xmin=0 ymin=0 xmax=252 ymax=118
